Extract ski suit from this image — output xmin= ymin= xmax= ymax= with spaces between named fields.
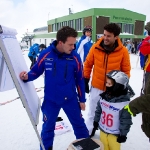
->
xmin=25 ymin=40 xmax=89 ymax=149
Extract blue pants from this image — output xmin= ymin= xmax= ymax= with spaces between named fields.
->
xmin=40 ymin=97 xmax=89 ymax=150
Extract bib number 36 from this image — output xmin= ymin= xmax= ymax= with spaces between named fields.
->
xmin=101 ymin=111 xmax=113 ymax=127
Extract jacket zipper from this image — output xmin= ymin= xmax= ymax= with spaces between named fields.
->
xmin=53 ymin=62 xmax=56 ymax=76
xmin=103 ymin=54 xmax=109 ymax=90
xmin=64 ymin=63 xmax=68 ymax=82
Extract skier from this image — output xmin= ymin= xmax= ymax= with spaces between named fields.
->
xmin=91 ymin=70 xmax=132 ymax=150
xmin=76 ymin=25 xmax=93 ymax=63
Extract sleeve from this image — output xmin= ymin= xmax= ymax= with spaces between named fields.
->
xmin=120 ymin=49 xmax=131 ymax=78
xmin=74 ymin=54 xmax=86 ymax=102
xmin=129 ymin=94 xmax=150 ymax=116
xmin=83 ymin=44 xmax=95 ymax=79
xmin=94 ymin=100 xmax=102 ymax=122
xmin=26 ymin=52 xmax=45 ymax=82
xmin=119 ymin=107 xmax=132 ymax=136
xmin=140 ymin=37 xmax=150 ymax=55
xmin=129 ymin=77 xmax=150 ymax=115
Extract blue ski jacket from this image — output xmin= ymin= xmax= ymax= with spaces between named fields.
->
xmin=28 ymin=43 xmax=39 ymax=58
xmin=26 ymin=40 xmax=86 ymax=104
xmin=76 ymin=35 xmax=93 ymax=62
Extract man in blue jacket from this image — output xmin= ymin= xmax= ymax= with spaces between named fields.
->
xmin=76 ymin=26 xmax=93 ymax=63
xmin=19 ymin=26 xmax=89 ymax=150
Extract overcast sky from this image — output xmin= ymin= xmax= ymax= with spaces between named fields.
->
xmin=1 ymin=0 xmax=150 ymax=41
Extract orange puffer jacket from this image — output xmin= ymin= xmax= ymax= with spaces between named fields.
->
xmin=84 ymin=37 xmax=131 ymax=91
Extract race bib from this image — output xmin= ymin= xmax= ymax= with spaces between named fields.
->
xmin=99 ymin=98 xmax=129 ymax=134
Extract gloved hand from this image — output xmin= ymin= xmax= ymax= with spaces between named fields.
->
xmin=93 ymin=121 xmax=99 ymax=129
xmin=90 ymin=121 xmax=99 ymax=138
xmin=117 ymin=135 xmax=127 ymax=143
xmin=84 ymin=78 xmax=90 ymax=93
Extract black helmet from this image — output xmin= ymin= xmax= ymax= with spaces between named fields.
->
xmin=39 ymin=44 xmax=46 ymax=49
xmin=83 ymin=25 xmax=92 ymax=34
xmin=106 ymin=70 xmax=129 ymax=89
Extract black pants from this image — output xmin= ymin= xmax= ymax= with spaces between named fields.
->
xmin=29 ymin=56 xmax=36 ymax=69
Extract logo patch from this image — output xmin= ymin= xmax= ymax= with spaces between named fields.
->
xmin=45 ymin=58 xmax=53 ymax=61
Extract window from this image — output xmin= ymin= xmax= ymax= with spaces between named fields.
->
xmin=57 ymin=23 xmax=61 ymax=31
xmin=123 ymin=24 xmax=134 ymax=34
xmin=75 ymin=18 xmax=82 ymax=31
xmin=52 ymin=24 xmax=56 ymax=32
xmin=64 ymin=21 xmax=67 ymax=26
xmin=117 ymin=23 xmax=122 ymax=33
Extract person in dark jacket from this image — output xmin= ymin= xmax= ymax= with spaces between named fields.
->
xmin=123 ymin=75 xmax=150 ymax=140
xmin=19 ymin=26 xmax=89 ymax=150
xmin=91 ymin=70 xmax=132 ymax=150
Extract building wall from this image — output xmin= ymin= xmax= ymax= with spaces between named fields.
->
xmin=33 ymin=8 xmax=146 ymax=43
xmin=83 ymin=16 xmax=92 ymax=27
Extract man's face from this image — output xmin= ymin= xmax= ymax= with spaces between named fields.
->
xmin=85 ymin=31 xmax=92 ymax=37
xmin=103 ymin=30 xmax=118 ymax=46
xmin=59 ymin=37 xmax=76 ymax=54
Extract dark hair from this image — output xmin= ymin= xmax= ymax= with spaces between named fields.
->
xmin=104 ymin=23 xmax=121 ymax=37
xmin=56 ymin=26 xmax=78 ymax=43
xmin=39 ymin=44 xmax=46 ymax=49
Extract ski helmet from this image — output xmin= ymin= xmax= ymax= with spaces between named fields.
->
xmin=106 ymin=70 xmax=129 ymax=89
xmin=83 ymin=25 xmax=92 ymax=34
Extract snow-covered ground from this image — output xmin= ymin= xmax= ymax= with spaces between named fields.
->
xmin=0 ymin=51 xmax=149 ymax=150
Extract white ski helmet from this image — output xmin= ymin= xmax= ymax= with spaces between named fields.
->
xmin=106 ymin=70 xmax=129 ymax=89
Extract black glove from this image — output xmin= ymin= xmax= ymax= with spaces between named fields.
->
xmin=117 ymin=135 xmax=127 ymax=143
xmin=56 ymin=117 xmax=63 ymax=122
xmin=90 ymin=121 xmax=99 ymax=138
xmin=93 ymin=121 xmax=99 ymax=129
xmin=84 ymin=78 xmax=90 ymax=93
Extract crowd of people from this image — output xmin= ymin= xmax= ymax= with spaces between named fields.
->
xmin=20 ymin=22 xmax=150 ymax=150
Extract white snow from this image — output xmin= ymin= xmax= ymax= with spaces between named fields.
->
xmin=0 ymin=51 xmax=149 ymax=150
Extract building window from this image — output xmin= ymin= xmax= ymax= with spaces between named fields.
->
xmin=64 ymin=21 xmax=67 ymax=26
xmin=68 ymin=20 xmax=74 ymax=28
xmin=75 ymin=18 xmax=82 ymax=31
xmin=123 ymin=24 xmax=134 ymax=34
xmin=117 ymin=23 xmax=122 ymax=33
xmin=61 ymin=22 xmax=64 ymax=27
xmin=52 ymin=24 xmax=56 ymax=32
xmin=56 ymin=23 xmax=59 ymax=31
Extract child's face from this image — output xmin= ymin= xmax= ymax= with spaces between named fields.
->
xmin=106 ymin=78 xmax=114 ymax=87
xmin=85 ymin=31 xmax=92 ymax=37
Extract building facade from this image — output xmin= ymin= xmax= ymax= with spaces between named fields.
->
xmin=32 ymin=8 xmax=146 ymax=46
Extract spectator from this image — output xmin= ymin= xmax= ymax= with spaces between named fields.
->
xmin=84 ymin=23 xmax=131 ymax=135
xmin=76 ymin=26 xmax=93 ymax=63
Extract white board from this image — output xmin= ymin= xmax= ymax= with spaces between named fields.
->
xmin=0 ymin=50 xmax=15 ymax=91
xmin=0 ymin=25 xmax=45 ymax=150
